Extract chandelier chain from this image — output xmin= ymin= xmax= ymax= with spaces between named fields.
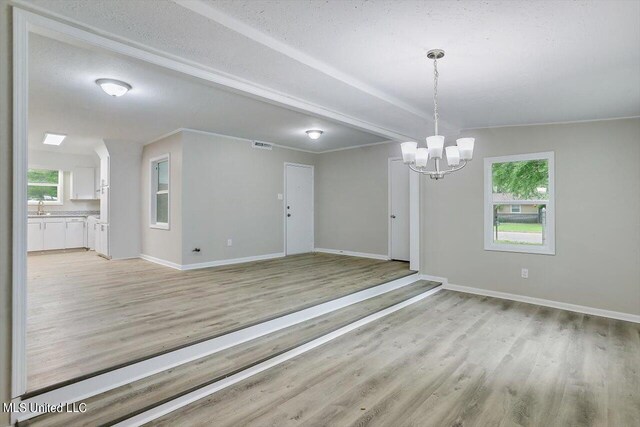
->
xmin=433 ymin=56 xmax=439 ymax=135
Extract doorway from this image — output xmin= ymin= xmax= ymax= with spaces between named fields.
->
xmin=389 ymin=158 xmax=410 ymax=261
xmin=285 ymin=163 xmax=314 ymax=255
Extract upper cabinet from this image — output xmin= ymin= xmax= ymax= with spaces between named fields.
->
xmin=100 ymin=155 xmax=110 ymax=187
xmin=71 ymin=167 xmax=97 ymax=200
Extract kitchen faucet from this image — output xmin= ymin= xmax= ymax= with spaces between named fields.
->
xmin=37 ymin=200 xmax=45 ymax=215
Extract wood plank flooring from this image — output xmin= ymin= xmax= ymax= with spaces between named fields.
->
xmin=27 ymin=251 xmax=410 ymax=392
xmin=151 ymin=290 xmax=640 ymax=427
xmin=22 ymin=280 xmax=439 ymax=427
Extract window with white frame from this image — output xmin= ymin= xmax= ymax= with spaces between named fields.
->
xmin=484 ymin=152 xmax=555 ymax=255
xmin=150 ymin=155 xmax=170 ymax=229
xmin=27 ymin=169 xmax=63 ymax=205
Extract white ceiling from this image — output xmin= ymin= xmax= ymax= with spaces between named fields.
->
xmin=28 ymin=34 xmax=386 ymax=155
xmin=25 ymin=0 xmax=640 ymax=150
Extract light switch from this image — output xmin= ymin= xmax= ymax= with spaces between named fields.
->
xmin=277 ymin=193 xmax=283 ymax=200
xmin=227 ymin=239 xmax=233 ymax=247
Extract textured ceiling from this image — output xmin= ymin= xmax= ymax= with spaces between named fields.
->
xmin=24 ymin=0 xmax=640 ymax=145
xmin=28 ymin=35 xmax=386 ymax=155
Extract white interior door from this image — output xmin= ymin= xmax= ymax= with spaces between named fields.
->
xmin=285 ymin=164 xmax=314 ymax=255
xmin=390 ymin=159 xmax=410 ymax=261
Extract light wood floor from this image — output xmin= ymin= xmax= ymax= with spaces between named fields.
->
xmin=22 ymin=280 xmax=439 ymax=427
xmin=151 ymin=290 xmax=640 ymax=427
xmin=27 ymin=251 xmax=410 ymax=392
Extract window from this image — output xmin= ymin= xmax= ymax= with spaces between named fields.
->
xmin=150 ymin=155 xmax=170 ymax=229
xmin=484 ymin=152 xmax=555 ymax=255
xmin=28 ymin=169 xmax=63 ymax=205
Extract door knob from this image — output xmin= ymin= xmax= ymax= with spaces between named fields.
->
xmin=287 ymin=213 xmax=291 ymax=217
xmin=390 ymin=215 xmax=396 ymax=219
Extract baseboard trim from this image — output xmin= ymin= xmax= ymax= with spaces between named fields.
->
xmin=139 ymin=253 xmax=285 ymax=271
xmin=314 ymin=248 xmax=390 ymax=261
xmin=139 ymin=254 xmax=182 ymax=270
xmin=181 ymin=253 xmax=285 ymax=271
xmin=444 ymin=283 xmax=640 ymax=324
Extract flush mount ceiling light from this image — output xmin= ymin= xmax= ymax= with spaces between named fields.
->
xmin=42 ymin=132 xmax=66 ymax=146
xmin=400 ymin=49 xmax=475 ymax=180
xmin=306 ymin=130 xmax=323 ymax=140
xmin=95 ymin=78 xmax=132 ymax=97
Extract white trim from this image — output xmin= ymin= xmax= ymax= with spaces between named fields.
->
xmin=148 ymin=128 xmax=399 ymax=155
xmin=317 ymin=139 xmax=394 ymax=154
xmin=11 ymin=5 xmax=410 ymax=142
xmin=172 ymin=0 xmax=428 ymax=121
xmin=409 ymin=169 xmax=420 ymax=271
xmin=284 ymin=163 xmax=314 ymax=256
xmin=15 ymin=273 xmax=421 ymax=422
xmin=463 ymin=115 xmax=640 ymax=132
xmin=140 ymin=252 xmax=286 ymax=271
xmin=444 ymin=283 xmax=640 ymax=324
xmin=182 ymin=252 xmax=285 ymax=271
xmin=314 ymin=248 xmax=390 ymax=261
xmin=484 ymin=151 xmax=555 ymax=255
xmin=146 ymin=128 xmax=319 ymax=154
xmin=139 ymin=254 xmax=183 ymax=270
xmin=114 ymin=282 xmax=442 ymax=426
xmin=12 ymin=6 xmax=28 ymax=399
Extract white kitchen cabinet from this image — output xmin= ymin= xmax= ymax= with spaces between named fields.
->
xmin=28 ymin=220 xmax=44 ymax=251
xmin=96 ymin=223 xmax=110 ymax=257
xmin=100 ymin=155 xmax=110 ymax=187
xmin=42 ymin=219 xmax=66 ymax=250
xmin=100 ymin=186 xmax=110 ymax=224
xmin=71 ymin=167 xmax=97 ymax=200
xmin=87 ymin=216 xmax=97 ymax=250
xmin=65 ymin=218 xmax=86 ymax=248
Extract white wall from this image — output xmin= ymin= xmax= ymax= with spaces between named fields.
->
xmin=181 ymin=131 xmax=316 ymax=265
xmin=421 ymin=118 xmax=640 ymax=316
xmin=140 ymin=132 xmax=183 ymax=265
xmin=28 ymin=149 xmax=100 ymax=212
xmin=104 ymin=140 xmax=142 ymax=260
xmin=315 ymin=142 xmax=399 ymax=257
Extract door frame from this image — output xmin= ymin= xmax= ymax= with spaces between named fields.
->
xmin=283 ymin=162 xmax=314 ymax=255
xmin=388 ymin=157 xmax=420 ymax=271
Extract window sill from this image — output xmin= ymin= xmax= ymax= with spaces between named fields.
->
xmin=27 ymin=202 xmax=63 ymax=206
xmin=484 ymin=244 xmax=555 ymax=255
xmin=150 ymin=223 xmax=170 ymax=230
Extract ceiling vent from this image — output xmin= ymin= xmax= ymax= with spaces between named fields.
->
xmin=251 ymin=141 xmax=273 ymax=150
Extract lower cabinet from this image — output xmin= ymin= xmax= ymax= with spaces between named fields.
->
xmin=28 ymin=217 xmax=88 ymax=251
xmin=43 ymin=219 xmax=66 ymax=250
xmin=28 ymin=220 xmax=44 ymax=251
xmin=95 ymin=223 xmax=110 ymax=257
xmin=65 ymin=218 xmax=86 ymax=248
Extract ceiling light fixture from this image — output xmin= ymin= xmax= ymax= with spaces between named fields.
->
xmin=306 ymin=130 xmax=323 ymax=140
xmin=42 ymin=132 xmax=66 ymax=146
xmin=400 ymin=49 xmax=475 ymax=180
xmin=95 ymin=78 xmax=132 ymax=97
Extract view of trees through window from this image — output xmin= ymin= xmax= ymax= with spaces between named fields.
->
xmin=27 ymin=168 xmax=61 ymax=202
xmin=491 ymin=160 xmax=549 ymax=245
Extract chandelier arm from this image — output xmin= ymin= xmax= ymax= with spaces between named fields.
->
xmin=441 ymin=160 xmax=469 ymax=176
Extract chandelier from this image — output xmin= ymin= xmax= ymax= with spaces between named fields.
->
xmin=400 ymin=49 xmax=475 ymax=180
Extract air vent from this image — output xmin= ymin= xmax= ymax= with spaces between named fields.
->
xmin=251 ymin=141 xmax=273 ymax=150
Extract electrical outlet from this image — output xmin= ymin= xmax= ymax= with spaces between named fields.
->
xmin=521 ymin=268 xmax=529 ymax=279
xmin=227 ymin=239 xmax=233 ymax=247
